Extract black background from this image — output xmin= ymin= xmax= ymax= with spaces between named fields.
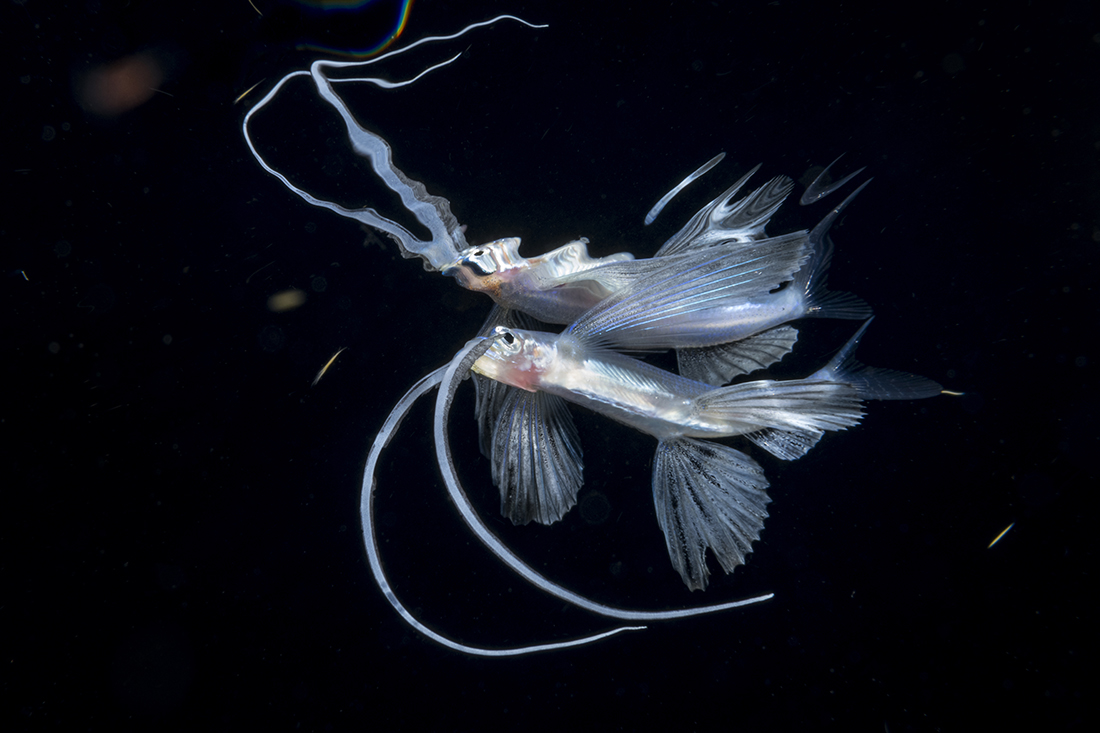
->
xmin=5 ymin=0 xmax=1095 ymax=729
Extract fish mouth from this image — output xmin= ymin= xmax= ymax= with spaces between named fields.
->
xmin=471 ymin=334 xmax=542 ymax=392
xmin=470 ymin=347 xmax=508 ymax=382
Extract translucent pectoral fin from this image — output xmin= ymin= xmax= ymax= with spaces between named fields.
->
xmin=490 ymin=389 xmax=584 ymax=526
xmin=653 ymin=439 xmax=772 ymax=591
xmin=676 ymin=325 xmax=799 ymax=386
xmin=569 ymin=233 xmax=809 ymax=350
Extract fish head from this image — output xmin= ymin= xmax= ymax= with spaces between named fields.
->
xmin=443 ymin=237 xmax=526 ymax=296
xmin=471 ymin=327 xmax=554 ymax=392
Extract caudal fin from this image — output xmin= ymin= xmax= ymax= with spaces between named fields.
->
xmin=794 ymin=181 xmax=874 ymax=321
xmin=652 ymin=438 xmax=771 ymax=591
xmin=810 ymin=319 xmax=943 ymax=400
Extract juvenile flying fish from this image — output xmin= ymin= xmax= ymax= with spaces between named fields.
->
xmin=471 ymin=317 xmax=940 ymax=591
xmin=244 ymin=43 xmax=858 ymax=339
xmin=469 ymin=186 xmax=874 ymax=527
xmin=471 ymin=326 xmax=857 ymax=592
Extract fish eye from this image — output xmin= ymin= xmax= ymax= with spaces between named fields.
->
xmin=460 ymin=254 xmax=493 ymax=277
xmin=502 ymin=331 xmax=516 ymax=345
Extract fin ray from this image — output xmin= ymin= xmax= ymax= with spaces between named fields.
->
xmin=676 ymin=325 xmax=799 ymax=386
xmin=489 ymin=389 xmax=584 ymax=526
xmin=653 ymin=438 xmax=771 ymax=591
xmin=692 ymin=379 xmax=865 ymax=435
xmin=656 ymin=169 xmax=793 ymax=256
xmin=569 ymin=233 xmax=810 ymax=349
xmin=744 ymin=427 xmax=824 ymax=460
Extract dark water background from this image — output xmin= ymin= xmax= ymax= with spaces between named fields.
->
xmin=5 ymin=0 xmax=1094 ymax=729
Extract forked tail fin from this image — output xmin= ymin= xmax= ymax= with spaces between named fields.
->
xmin=810 ymin=319 xmax=943 ymax=401
xmin=796 ymin=181 xmax=874 ymax=321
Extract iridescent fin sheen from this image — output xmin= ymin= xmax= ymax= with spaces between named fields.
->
xmin=489 ymin=389 xmax=584 ymax=526
xmin=568 ymin=232 xmax=810 ymax=350
xmin=652 ymin=438 xmax=771 ymax=591
xmin=656 ymin=169 xmax=794 ymax=255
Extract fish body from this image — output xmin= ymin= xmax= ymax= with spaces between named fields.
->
xmin=472 ymin=325 xmax=866 ymax=590
xmin=444 ymin=237 xmax=635 ymax=325
xmin=442 ymin=167 xmax=844 ymax=337
xmin=474 ymin=328 xmax=861 ymax=442
xmin=466 ymin=219 xmax=873 ymax=531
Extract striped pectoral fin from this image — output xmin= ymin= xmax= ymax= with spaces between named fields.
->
xmin=652 ymin=438 xmax=772 ymax=591
xmin=569 ymin=232 xmax=810 ymax=350
xmin=489 ymin=388 xmax=584 ymax=526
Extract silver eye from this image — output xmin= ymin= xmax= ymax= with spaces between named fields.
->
xmin=492 ymin=327 xmax=520 ymax=353
xmin=458 ymin=249 xmax=496 ymax=277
